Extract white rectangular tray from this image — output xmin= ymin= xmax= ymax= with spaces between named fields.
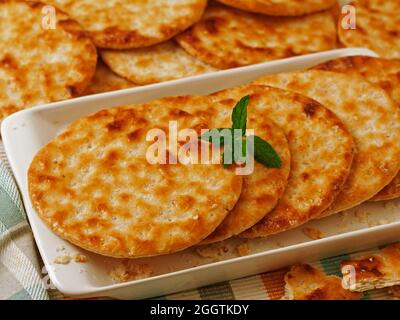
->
xmin=4 ymin=48 xmax=400 ymax=300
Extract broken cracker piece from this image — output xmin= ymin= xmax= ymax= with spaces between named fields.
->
xmin=54 ymin=254 xmax=71 ymax=265
xmin=341 ymin=243 xmax=400 ymax=292
xmin=284 ymin=264 xmax=361 ymax=300
xmin=73 ymin=253 xmax=88 ymax=263
xmin=354 ymin=209 xmax=368 ymax=223
xmin=195 ymin=244 xmax=229 ymax=259
xmin=302 ymin=227 xmax=323 ymax=240
xmin=236 ymin=242 xmax=250 ymax=257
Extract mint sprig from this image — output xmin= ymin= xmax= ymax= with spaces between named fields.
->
xmin=231 ymin=95 xmax=249 ymax=136
xmin=200 ymin=128 xmax=233 ymax=144
xmin=200 ymin=96 xmax=282 ymax=169
xmin=252 ymin=135 xmax=282 ymax=168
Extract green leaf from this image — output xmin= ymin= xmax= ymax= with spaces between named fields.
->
xmin=232 ymin=133 xmax=247 ymax=164
xmin=251 ymin=135 xmax=282 ymax=168
xmin=231 ymin=95 xmax=249 ymax=136
xmin=241 ymin=138 xmax=247 ymax=162
xmin=200 ymin=128 xmax=234 ymax=168
xmin=198 ymin=96 xmax=282 ymax=171
xmin=200 ymin=128 xmax=233 ymax=145
xmin=222 ymin=143 xmax=233 ymax=168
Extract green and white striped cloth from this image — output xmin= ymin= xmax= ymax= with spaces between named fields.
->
xmin=0 ymin=156 xmax=49 ymax=300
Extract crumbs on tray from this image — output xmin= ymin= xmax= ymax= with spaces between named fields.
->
xmin=73 ymin=253 xmax=88 ymax=263
xmin=236 ymin=242 xmax=251 ymax=257
xmin=109 ymin=260 xmax=153 ymax=283
xmin=195 ymin=244 xmax=229 ymax=259
xmin=196 ymin=242 xmax=252 ymax=259
xmin=54 ymin=254 xmax=72 ymax=265
xmin=53 ymin=251 xmax=88 ymax=265
xmin=302 ymin=227 xmax=323 ymax=240
xmin=354 ymin=209 xmax=369 ymax=223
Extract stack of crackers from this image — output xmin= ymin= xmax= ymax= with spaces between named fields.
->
xmin=28 ymin=63 xmax=400 ymax=257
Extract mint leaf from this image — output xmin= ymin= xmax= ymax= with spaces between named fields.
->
xmin=200 ymin=128 xmax=233 ymax=143
xmin=231 ymin=95 xmax=249 ymax=136
xmin=241 ymin=138 xmax=247 ymax=163
xmin=251 ymin=135 xmax=282 ymax=168
xmin=234 ymin=137 xmax=248 ymax=166
xmin=198 ymin=96 xmax=282 ymax=171
xmin=222 ymin=143 xmax=233 ymax=168
xmin=200 ymin=128 xmax=234 ymax=168
xmin=232 ymin=131 xmax=247 ymax=164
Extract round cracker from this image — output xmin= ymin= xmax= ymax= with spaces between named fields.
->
xmin=256 ymin=70 xmax=400 ymax=215
xmin=28 ymin=99 xmax=243 ymax=258
xmin=338 ymin=0 xmax=400 ymax=59
xmin=210 ymin=85 xmax=354 ymax=238
xmin=82 ymin=59 xmax=136 ymax=96
xmin=215 ymin=0 xmax=337 ymax=16
xmin=101 ymin=40 xmax=216 ymax=85
xmin=176 ymin=3 xmax=336 ymax=69
xmin=313 ymin=56 xmax=400 ymax=107
xmin=313 ymin=56 xmax=400 ymax=201
xmin=45 ymin=0 xmax=207 ymax=49
xmin=179 ymin=99 xmax=291 ymax=243
xmin=0 ymin=0 xmax=97 ymax=121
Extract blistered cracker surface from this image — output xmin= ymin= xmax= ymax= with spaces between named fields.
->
xmin=178 ymin=96 xmax=291 ymax=243
xmin=256 ymin=71 xmax=400 ymax=215
xmin=101 ymin=40 xmax=216 ymax=85
xmin=216 ymin=0 xmax=337 ymax=16
xmin=176 ymin=3 xmax=336 ymax=69
xmin=0 ymin=0 xmax=97 ymax=121
xmin=82 ymin=60 xmax=136 ymax=96
xmin=28 ymin=98 xmax=243 ymax=258
xmin=313 ymin=56 xmax=400 ymax=201
xmin=45 ymin=0 xmax=207 ymax=49
xmin=210 ymin=85 xmax=355 ymax=238
xmin=338 ymin=0 xmax=400 ymax=59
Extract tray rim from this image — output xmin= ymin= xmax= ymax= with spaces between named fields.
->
xmin=4 ymin=47 xmax=396 ymax=298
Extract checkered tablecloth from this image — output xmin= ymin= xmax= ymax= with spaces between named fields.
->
xmin=0 ymin=143 xmax=395 ymax=300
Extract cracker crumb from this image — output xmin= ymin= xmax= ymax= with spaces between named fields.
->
xmin=56 ymin=245 xmax=65 ymax=252
xmin=54 ymin=254 xmax=71 ymax=265
xmin=109 ymin=261 xmax=153 ymax=283
xmin=378 ymin=219 xmax=390 ymax=225
xmin=338 ymin=211 xmax=352 ymax=230
xmin=236 ymin=242 xmax=250 ymax=257
xmin=196 ymin=244 xmax=229 ymax=259
xmin=302 ymin=227 xmax=323 ymax=240
xmin=73 ymin=253 xmax=88 ymax=263
xmin=275 ymin=241 xmax=285 ymax=248
xmin=368 ymin=218 xmax=390 ymax=227
xmin=354 ymin=209 xmax=368 ymax=223
xmin=384 ymin=202 xmax=398 ymax=210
